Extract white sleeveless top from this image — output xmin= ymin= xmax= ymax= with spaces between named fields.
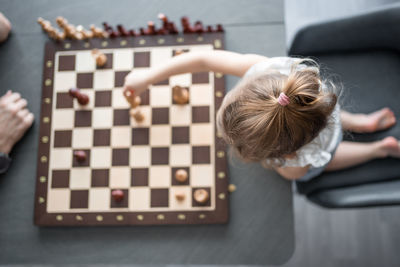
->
xmin=244 ymin=57 xmax=342 ymax=168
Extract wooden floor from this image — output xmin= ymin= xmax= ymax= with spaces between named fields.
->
xmin=282 ymin=1 xmax=400 ymax=266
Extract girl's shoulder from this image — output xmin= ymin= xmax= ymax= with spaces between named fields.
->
xmin=244 ymin=57 xmax=303 ymax=77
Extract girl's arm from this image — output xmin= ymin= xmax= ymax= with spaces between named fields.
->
xmin=123 ymin=50 xmax=268 ymax=95
xmin=274 ymin=165 xmax=310 ymax=181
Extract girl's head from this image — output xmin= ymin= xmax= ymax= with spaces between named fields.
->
xmin=216 ymin=59 xmax=338 ymax=167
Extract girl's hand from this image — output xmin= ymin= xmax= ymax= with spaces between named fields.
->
xmin=123 ymin=70 xmax=150 ymax=98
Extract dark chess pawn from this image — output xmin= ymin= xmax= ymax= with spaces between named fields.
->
xmin=68 ymin=88 xmax=89 ymax=106
xmin=73 ymin=150 xmax=87 ymax=162
xmin=112 ymin=189 xmax=124 ymax=202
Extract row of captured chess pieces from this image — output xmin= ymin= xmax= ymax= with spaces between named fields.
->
xmin=37 ymin=14 xmax=224 ymax=41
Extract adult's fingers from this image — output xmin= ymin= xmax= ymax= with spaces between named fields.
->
xmin=3 ymin=92 xmax=21 ymax=104
xmin=22 ymin=113 xmax=34 ymax=128
xmin=17 ymin=108 xmax=29 ymax=119
xmin=13 ymin=98 xmax=28 ymax=110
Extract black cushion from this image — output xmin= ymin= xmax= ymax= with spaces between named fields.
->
xmin=289 ymin=4 xmax=400 ymax=207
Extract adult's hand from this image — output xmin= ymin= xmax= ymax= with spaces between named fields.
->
xmin=0 ymin=91 xmax=34 ymax=154
xmin=0 ymin=12 xmax=11 ymax=43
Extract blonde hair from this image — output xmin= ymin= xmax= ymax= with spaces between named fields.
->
xmin=216 ymin=58 xmax=338 ymax=168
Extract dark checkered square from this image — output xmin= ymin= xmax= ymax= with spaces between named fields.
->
xmin=70 ymin=190 xmax=89 ymax=209
xmin=172 ymin=127 xmax=189 ymax=144
xmin=192 ymin=146 xmax=210 ymax=164
xmin=132 ymin=128 xmax=149 ymax=145
xmin=76 ymin=73 xmax=93 ymax=89
xmin=150 ymin=188 xmax=169 ymax=207
xmin=113 ymin=109 xmax=130 ymax=126
xmin=112 ymin=148 xmax=129 ymax=166
xmin=95 ymin=91 xmax=112 ymax=107
xmin=192 ymin=106 xmax=210 ymax=123
xmin=91 ymin=169 xmax=109 ymax=187
xmin=152 ymin=107 xmax=169 ymax=124
xmin=54 ymin=130 xmax=72 ymax=148
xmin=58 ymin=55 xmax=75 ymax=71
xmin=131 ymin=168 xmax=148 ymax=186
xmin=134 ymin=52 xmax=150 ymax=67
xmin=151 ymin=147 xmax=169 ymax=165
xmin=74 ymin=110 xmax=92 ymax=127
xmin=56 ymin=92 xmax=73 ymax=109
xmin=51 ymin=170 xmax=70 ymax=188
xmin=93 ymin=129 xmax=110 ymax=146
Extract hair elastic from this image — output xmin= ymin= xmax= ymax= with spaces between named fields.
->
xmin=278 ymin=92 xmax=290 ymax=106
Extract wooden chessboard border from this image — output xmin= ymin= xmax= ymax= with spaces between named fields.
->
xmin=34 ymin=32 xmax=229 ymax=226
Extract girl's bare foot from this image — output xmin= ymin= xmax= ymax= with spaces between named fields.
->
xmin=377 ymin=136 xmax=400 ymax=158
xmin=351 ymin=108 xmax=396 ymax=133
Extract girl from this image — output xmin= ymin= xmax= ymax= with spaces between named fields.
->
xmin=123 ymin=50 xmax=400 ymax=181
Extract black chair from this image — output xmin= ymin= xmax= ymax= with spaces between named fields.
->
xmin=288 ymin=3 xmax=400 ymax=208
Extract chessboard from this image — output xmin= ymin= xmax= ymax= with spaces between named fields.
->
xmin=34 ymin=33 xmax=229 ymax=226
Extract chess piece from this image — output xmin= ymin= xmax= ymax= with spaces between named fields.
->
xmin=90 ymin=24 xmax=108 ymax=38
xmin=124 ymin=90 xmax=141 ymax=108
xmin=181 ymin=16 xmax=194 ymax=33
xmin=69 ymin=88 xmax=89 ymax=106
xmin=37 ymin=17 xmax=51 ymax=31
xmin=175 ymin=192 xmax=186 ymax=201
xmin=228 ymin=184 xmax=236 ymax=193
xmin=130 ymin=108 xmax=145 ymax=123
xmin=172 ymin=85 xmax=189 ymax=104
xmin=193 ymin=189 xmax=209 ymax=204
xmin=175 ymin=169 xmax=188 ymax=183
xmin=174 ymin=50 xmax=184 ymax=56
xmin=102 ymin=22 xmax=112 ymax=32
xmin=194 ymin=21 xmax=204 ymax=33
xmin=216 ymin=24 xmax=224 ymax=32
xmin=117 ymin=24 xmax=129 ymax=37
xmin=112 ymin=189 xmax=124 ymax=202
xmin=73 ymin=150 xmax=87 ymax=162
xmin=168 ymin=22 xmax=179 ymax=34
xmin=81 ymin=30 xmax=93 ymax=39
xmin=77 ymin=93 xmax=89 ymax=105
xmin=158 ymin=13 xmax=171 ymax=34
xmin=91 ymin=49 xmax=107 ymax=67
xmin=146 ymin=21 xmax=156 ymax=35
xmin=128 ymin=29 xmax=137 ymax=37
